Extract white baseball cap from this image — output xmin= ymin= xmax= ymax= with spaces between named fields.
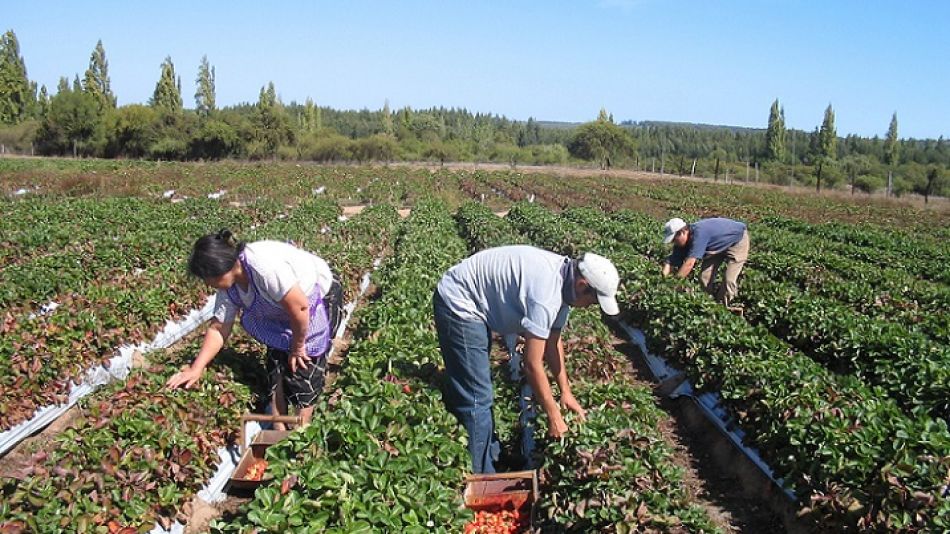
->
xmin=578 ymin=252 xmax=620 ymax=316
xmin=663 ymin=218 xmax=688 ymax=244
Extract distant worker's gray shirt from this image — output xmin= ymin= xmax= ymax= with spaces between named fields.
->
xmin=437 ymin=245 xmax=571 ymax=339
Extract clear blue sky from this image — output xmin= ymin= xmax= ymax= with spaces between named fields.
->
xmin=6 ymin=0 xmax=949 ymax=139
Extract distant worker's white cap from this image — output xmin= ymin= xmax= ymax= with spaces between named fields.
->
xmin=663 ymin=218 xmax=688 ymax=244
xmin=578 ymin=252 xmax=620 ymax=316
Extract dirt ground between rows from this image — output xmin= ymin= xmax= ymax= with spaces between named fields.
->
xmin=609 ymin=337 xmax=786 ymax=533
xmin=341 ymin=204 xmax=411 ymax=218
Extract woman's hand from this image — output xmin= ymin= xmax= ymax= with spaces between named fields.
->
xmin=166 ymin=366 xmax=203 ymax=389
xmin=289 ymin=347 xmax=310 ymax=373
xmin=560 ymin=392 xmax=587 ymax=422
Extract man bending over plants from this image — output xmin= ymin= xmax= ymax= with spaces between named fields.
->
xmin=661 ymin=216 xmax=750 ymax=308
xmin=433 ymin=245 xmax=620 ymax=473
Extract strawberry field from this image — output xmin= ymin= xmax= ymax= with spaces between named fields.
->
xmin=1 ymin=159 xmax=947 ymax=532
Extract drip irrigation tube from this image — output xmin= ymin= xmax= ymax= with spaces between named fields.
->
xmin=615 ymin=320 xmax=795 ymax=502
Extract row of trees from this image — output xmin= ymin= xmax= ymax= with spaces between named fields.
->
xmin=0 ymin=30 xmax=946 ymax=199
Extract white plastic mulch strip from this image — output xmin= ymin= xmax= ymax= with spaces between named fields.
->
xmin=177 ymin=267 xmax=378 ymax=525
xmin=0 ymin=299 xmax=215 ymax=457
xmin=27 ymin=300 xmax=60 ymax=320
xmin=616 ymin=320 xmax=795 ymax=501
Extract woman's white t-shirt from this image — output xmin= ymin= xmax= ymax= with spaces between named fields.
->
xmin=212 ymin=241 xmax=333 ymax=326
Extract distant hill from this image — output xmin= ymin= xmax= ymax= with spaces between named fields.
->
xmin=536 ymin=120 xmax=579 ymax=130
xmin=623 ymin=120 xmax=764 ymax=134
xmin=536 ymin=119 xmax=763 ymax=134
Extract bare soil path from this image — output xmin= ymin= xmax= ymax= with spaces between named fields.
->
xmin=610 ymin=337 xmax=787 ymax=533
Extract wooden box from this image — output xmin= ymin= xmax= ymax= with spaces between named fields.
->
xmin=226 ymin=414 xmax=300 ymax=492
xmin=463 ymin=470 xmax=539 ymax=530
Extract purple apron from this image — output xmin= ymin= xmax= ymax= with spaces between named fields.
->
xmin=227 ymin=254 xmax=331 ymax=358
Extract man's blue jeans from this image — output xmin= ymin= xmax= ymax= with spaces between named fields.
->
xmin=433 ymin=290 xmax=500 ymax=473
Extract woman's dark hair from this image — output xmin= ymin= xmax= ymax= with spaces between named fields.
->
xmin=188 ymin=229 xmax=246 ymax=279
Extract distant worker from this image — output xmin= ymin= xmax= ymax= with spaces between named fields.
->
xmin=433 ymin=245 xmax=620 ymax=473
xmin=661 ymin=217 xmax=750 ymax=308
xmin=166 ymin=230 xmax=343 ymax=429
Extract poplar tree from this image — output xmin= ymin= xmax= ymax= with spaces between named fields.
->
xmin=381 ymin=99 xmax=394 ymax=136
xmin=0 ymin=30 xmax=35 ymax=124
xmin=302 ymin=97 xmax=321 ymax=134
xmin=150 ymin=56 xmax=182 ymax=114
xmin=884 ymin=112 xmax=900 ymax=166
xmin=764 ymin=99 xmax=786 ymax=161
xmin=254 ymin=82 xmax=291 ymax=156
xmin=37 ymin=85 xmax=49 ymax=118
xmin=194 ymin=55 xmax=216 ymax=117
xmin=83 ymin=40 xmax=115 ymax=110
xmin=815 ymin=104 xmax=837 ymax=191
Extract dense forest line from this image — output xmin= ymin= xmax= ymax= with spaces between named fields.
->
xmin=1 ymin=31 xmax=946 ymax=199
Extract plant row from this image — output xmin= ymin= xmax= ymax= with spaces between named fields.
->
xmin=214 ymin=200 xmax=474 ymax=532
xmin=556 ymin=205 xmax=949 ymax=341
xmin=0 ymin=201 xmax=402 ymax=531
xmin=761 ymin=216 xmax=949 ymax=285
xmin=455 ymin=201 xmax=721 ymax=532
xmin=0 ymin=159 xmax=480 ymax=212
xmin=0 ymin=197 xmax=286 ymax=432
xmin=747 ymin=244 xmax=949 ymax=345
xmin=507 ymin=201 xmax=950 ymax=532
xmin=0 ymin=338 xmax=258 ymax=531
xmin=570 ymin=208 xmax=950 ymax=420
xmin=0 ymin=196 xmax=279 ymax=308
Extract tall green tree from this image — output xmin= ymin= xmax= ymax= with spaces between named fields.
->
xmin=884 ymin=112 xmax=900 ymax=166
xmin=883 ymin=112 xmax=900 ymax=195
xmin=150 ymin=56 xmax=182 ymax=114
xmin=568 ymin=109 xmax=635 ymax=170
xmin=189 ymin=118 xmax=238 ymax=160
xmin=194 ymin=55 xmax=216 ymax=117
xmin=302 ymin=97 xmax=321 ymax=134
xmin=381 ymin=99 xmax=394 ymax=136
xmin=840 ymin=154 xmax=872 ymax=195
xmin=83 ymin=40 xmax=115 ymax=110
xmin=105 ymin=104 xmax=157 ymax=158
xmin=917 ymin=166 xmax=944 ymax=204
xmin=764 ymin=98 xmax=786 ymax=161
xmin=0 ymin=30 xmax=35 ymax=124
xmin=815 ymin=104 xmax=838 ymax=191
xmin=37 ymin=88 xmax=102 ymax=156
xmin=251 ymin=82 xmax=292 ymax=158
xmin=36 ymin=85 xmax=49 ymax=118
